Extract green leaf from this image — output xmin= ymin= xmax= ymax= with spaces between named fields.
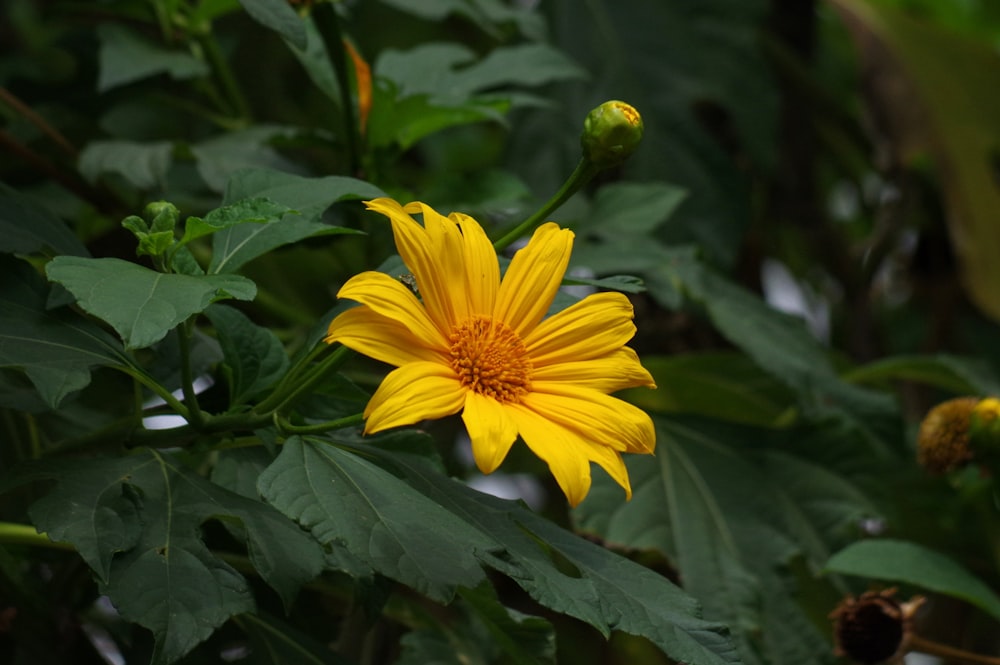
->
xmin=845 ymin=354 xmax=1000 ymax=395
xmin=574 ymin=417 xmax=879 ymax=665
xmin=9 ymin=449 xmax=324 ymax=664
xmin=0 ymin=256 xmax=128 ymax=407
xmin=397 ymin=585 xmax=555 ymax=665
xmin=377 ymin=0 xmax=545 ymax=40
xmin=825 ymin=539 xmax=1000 ymax=622
xmin=446 ymin=43 xmax=587 ymax=95
xmin=190 ymin=126 xmax=304 ymax=193
xmin=0 ymin=183 xmax=89 ymax=257
xmin=667 ymin=251 xmax=895 ymax=416
xmin=210 ymin=448 xmax=274 ymax=500
xmin=213 ymin=169 xmax=380 ymax=273
xmin=0 ymin=456 xmax=142 ymax=584
xmin=238 ymin=0 xmax=306 ymax=49
xmin=204 ymin=304 xmax=288 ymax=405
xmin=628 ymin=353 xmax=795 ymax=427
xmin=459 ymin=585 xmax=556 ymax=665
xmin=46 ymin=256 xmax=256 ymax=349
xmin=283 ymin=15 xmax=341 ymax=103
xmin=257 ymin=436 xmax=498 ymax=603
xmin=584 ymin=182 xmax=689 ymax=236
xmin=234 ymin=612 xmax=353 ymax=665
xmin=78 ymin=140 xmax=173 ymax=191
xmin=312 ymin=434 xmax=741 ymax=665
xmin=97 ymin=24 xmax=209 ymax=92
xmin=562 ymin=274 xmax=645 ymax=294
xmin=182 ymin=197 xmax=294 ymax=244
xmin=376 ymin=43 xmax=585 ymax=103
xmin=368 ymin=83 xmax=510 ymax=150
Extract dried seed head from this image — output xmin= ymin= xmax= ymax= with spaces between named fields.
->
xmin=829 ymin=589 xmax=924 ymax=665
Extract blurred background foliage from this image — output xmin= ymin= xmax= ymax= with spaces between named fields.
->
xmin=4 ymin=0 xmax=1000 ymax=664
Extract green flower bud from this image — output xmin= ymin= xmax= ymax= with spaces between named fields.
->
xmin=581 ymin=100 xmax=644 ymax=169
xmin=144 ymin=201 xmax=179 ymax=234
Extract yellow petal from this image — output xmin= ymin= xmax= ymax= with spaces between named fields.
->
xmin=585 ymin=443 xmax=632 ymax=501
xmin=508 ymin=404 xmax=592 ymax=507
xmin=462 ymin=392 xmax=518 ymax=473
xmin=531 ymin=347 xmax=656 ymax=392
xmin=365 ymin=198 xmax=460 ymax=331
xmin=404 ymin=201 xmax=469 ymax=325
xmin=494 ymin=223 xmax=573 ymax=337
xmin=337 ymin=271 xmax=447 ymax=349
xmin=524 ymin=292 xmax=636 ymax=367
xmin=364 ymin=362 xmax=465 ymax=433
xmin=451 ymin=212 xmax=499 ymax=317
xmin=325 ymin=305 xmax=448 ymax=367
xmin=522 ymin=384 xmax=656 ymax=454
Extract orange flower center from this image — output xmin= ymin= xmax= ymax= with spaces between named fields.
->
xmin=449 ymin=316 xmax=532 ymax=403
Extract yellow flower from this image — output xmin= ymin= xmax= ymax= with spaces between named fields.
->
xmin=326 ymin=198 xmax=657 ymax=506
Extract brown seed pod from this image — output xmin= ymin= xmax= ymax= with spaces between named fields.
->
xmin=829 ymin=589 xmax=924 ymax=665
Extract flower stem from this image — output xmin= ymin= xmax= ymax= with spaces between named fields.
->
xmin=197 ymin=32 xmax=251 ymax=123
xmin=124 ymin=367 xmax=190 ymax=420
xmin=0 ymin=522 xmax=73 ymax=551
xmin=909 ymin=634 xmax=1000 ymax=665
xmin=273 ymin=346 xmax=353 ymax=414
xmin=314 ymin=2 xmax=362 ymax=175
xmin=178 ymin=319 xmax=206 ymax=429
xmin=275 ymin=412 xmax=364 ymax=435
xmin=492 ymin=158 xmax=599 ymax=252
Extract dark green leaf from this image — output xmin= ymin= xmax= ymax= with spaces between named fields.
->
xmin=397 ymin=585 xmax=554 ymax=665
xmin=10 ymin=449 xmax=324 ymax=664
xmin=825 ymin=539 xmax=1000 ymax=622
xmin=182 ymin=197 xmax=294 ymax=244
xmin=562 ymin=274 xmax=645 ymax=294
xmin=0 ymin=183 xmax=89 ymax=257
xmin=378 ymin=0 xmax=545 ymax=39
xmin=238 ymin=0 xmax=306 ymax=50
xmin=329 ymin=434 xmax=741 ymax=665
xmin=257 ymin=436 xmax=498 ymax=603
xmin=46 ymin=256 xmax=256 ymax=349
xmin=1 ymin=456 xmax=142 ymax=583
xmin=0 ymin=256 xmax=128 ymax=407
xmin=234 ymin=612 xmax=352 ymax=665
xmin=667 ymin=251 xmax=895 ymax=416
xmin=78 ymin=140 xmax=173 ymax=191
xmin=190 ymin=126 xmax=304 ymax=193
xmin=210 ymin=448 xmax=275 ymax=500
xmin=376 ymin=43 xmax=584 ymax=103
xmin=627 ymin=353 xmax=795 ymax=427
xmin=459 ymin=585 xmax=556 ymax=664
xmin=367 ymin=85 xmax=509 ymax=150
xmin=283 ymin=16 xmax=341 ymax=103
xmin=205 ymin=304 xmax=288 ymax=405
xmin=97 ymin=24 xmax=209 ymax=92
xmin=584 ymin=182 xmax=689 ymax=236
xmin=213 ymin=169 xmax=380 ymax=273
xmin=574 ymin=417 xmax=879 ymax=665
xmin=845 ymin=354 xmax=1000 ymax=395
xmin=447 ymin=43 xmax=587 ymax=95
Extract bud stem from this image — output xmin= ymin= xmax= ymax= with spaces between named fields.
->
xmin=909 ymin=634 xmax=1000 ymax=665
xmin=493 ymin=158 xmax=599 ymax=252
